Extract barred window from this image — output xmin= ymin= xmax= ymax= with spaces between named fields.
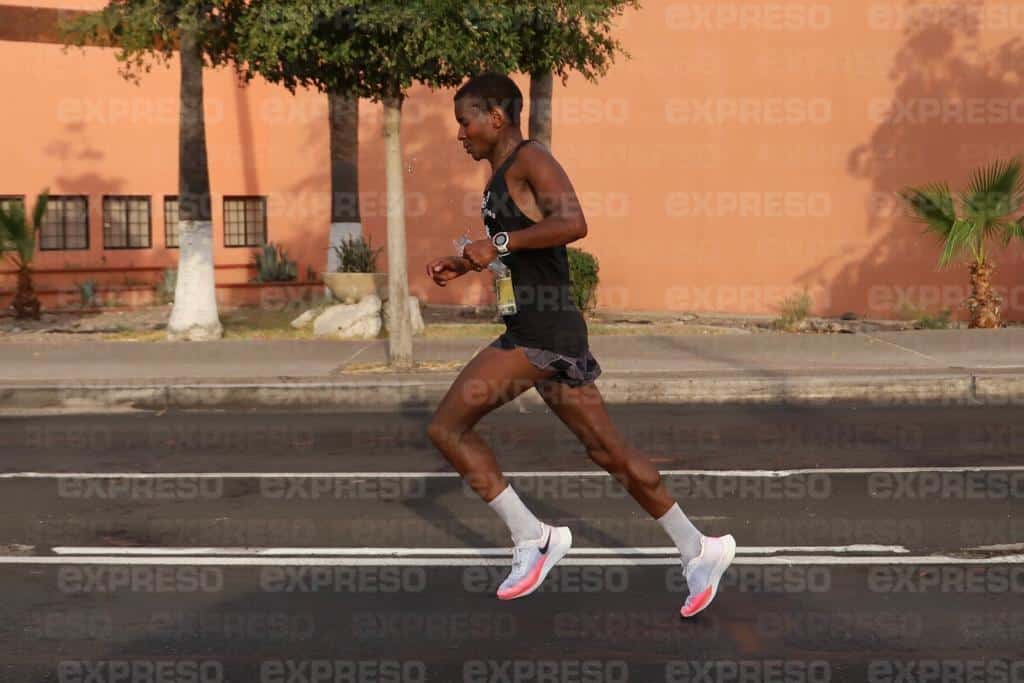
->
xmin=224 ymin=196 xmax=266 ymax=247
xmin=40 ymin=196 xmax=89 ymax=251
xmin=164 ymin=196 xmax=179 ymax=248
xmin=0 ymin=195 xmax=24 ymax=215
xmin=103 ymin=196 xmax=151 ymax=249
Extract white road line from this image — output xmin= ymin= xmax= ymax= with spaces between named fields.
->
xmin=1 ymin=466 xmax=1022 ymax=479
xmin=1 ymin=554 xmax=1021 ymax=566
xmin=966 ymin=543 xmax=1024 ymax=552
xmin=52 ymin=544 xmax=910 ymax=557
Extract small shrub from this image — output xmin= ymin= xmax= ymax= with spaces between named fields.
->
xmin=898 ymin=302 xmax=952 ymax=329
xmin=567 ymin=247 xmax=599 ymax=311
xmin=75 ymin=279 xmax=98 ymax=308
xmin=253 ymin=243 xmax=297 ymax=282
xmin=776 ymin=291 xmax=812 ymax=331
xmin=156 ymin=268 xmax=177 ymax=304
xmin=333 ymin=234 xmax=383 ymax=273
xmin=917 ymin=309 xmax=952 ymax=329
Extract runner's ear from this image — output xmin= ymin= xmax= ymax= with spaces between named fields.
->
xmin=488 ymin=105 xmax=507 ymax=130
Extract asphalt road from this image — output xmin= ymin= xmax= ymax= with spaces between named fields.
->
xmin=1 ymin=404 xmax=1023 ymax=682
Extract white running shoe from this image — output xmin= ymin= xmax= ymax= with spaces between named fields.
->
xmin=497 ymin=524 xmax=573 ymax=600
xmin=680 ymin=534 xmax=736 ymax=618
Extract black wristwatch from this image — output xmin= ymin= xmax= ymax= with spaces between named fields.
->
xmin=492 ymin=231 xmax=510 ymax=255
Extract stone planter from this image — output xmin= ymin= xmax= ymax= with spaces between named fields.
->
xmin=322 ymin=272 xmax=388 ymax=304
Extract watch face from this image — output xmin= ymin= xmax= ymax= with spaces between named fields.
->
xmin=494 ymin=233 xmax=508 ymax=247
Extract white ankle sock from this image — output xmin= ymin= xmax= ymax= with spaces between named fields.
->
xmin=657 ymin=502 xmax=703 ymax=563
xmin=488 ymin=485 xmax=543 ymax=544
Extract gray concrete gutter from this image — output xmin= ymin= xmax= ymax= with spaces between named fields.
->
xmin=2 ymin=369 xmax=1021 ymax=412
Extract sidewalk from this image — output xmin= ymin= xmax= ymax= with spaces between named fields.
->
xmin=1 ymin=328 xmax=1022 ymax=411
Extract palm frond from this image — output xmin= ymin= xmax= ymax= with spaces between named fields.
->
xmin=0 ymin=205 xmax=13 ymax=253
xmin=0 ymin=201 xmax=29 ymax=245
xmin=999 ymin=218 xmax=1024 ymax=246
xmin=962 ymin=157 xmax=1024 ymax=231
xmin=900 ymin=183 xmax=957 ymax=237
xmin=0 ymin=194 xmax=44 ymax=268
xmin=31 ymin=190 xmax=49 ymax=232
xmin=938 ymin=217 xmax=976 ymax=267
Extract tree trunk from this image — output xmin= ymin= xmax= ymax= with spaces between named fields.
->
xmin=167 ymin=25 xmax=223 ymax=341
xmin=326 ymin=92 xmax=363 ymax=278
xmin=967 ymin=261 xmax=1001 ymax=328
xmin=382 ymin=94 xmax=413 ymax=369
xmin=12 ymin=267 xmax=40 ymax=320
xmin=528 ymin=70 xmax=553 ymax=148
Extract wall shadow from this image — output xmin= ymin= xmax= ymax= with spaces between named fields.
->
xmin=799 ymin=1 xmax=1024 ymax=323
xmin=253 ymin=85 xmax=492 ymax=313
xmin=0 ymin=124 xmax=167 ymax=315
xmin=394 ymin=92 xmax=492 ymax=308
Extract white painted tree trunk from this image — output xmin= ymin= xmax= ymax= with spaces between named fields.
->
xmin=167 ymin=220 xmax=223 ymax=341
xmin=167 ymin=26 xmax=221 ymax=342
xmin=383 ymin=96 xmax=412 ymax=369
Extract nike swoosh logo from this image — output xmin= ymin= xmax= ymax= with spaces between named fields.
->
xmin=539 ymin=529 xmax=552 ymax=554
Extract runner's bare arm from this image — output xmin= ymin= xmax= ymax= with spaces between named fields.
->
xmin=506 ymin=145 xmax=587 ymax=250
xmin=426 ymin=256 xmax=476 ymax=286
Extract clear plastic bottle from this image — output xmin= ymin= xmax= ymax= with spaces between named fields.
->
xmin=454 ymin=235 xmax=517 ymax=315
xmin=489 ymin=258 xmax=517 ymax=316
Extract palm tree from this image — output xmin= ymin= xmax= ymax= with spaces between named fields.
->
xmin=901 ymin=158 xmax=1024 ymax=328
xmin=61 ymin=2 xmax=224 ymax=341
xmin=0 ymin=190 xmax=48 ymax=320
xmin=327 ymin=92 xmax=363 ymax=273
xmin=166 ymin=19 xmax=223 ymax=341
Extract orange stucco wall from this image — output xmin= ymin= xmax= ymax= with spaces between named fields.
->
xmin=3 ymin=1 xmax=1024 ymax=320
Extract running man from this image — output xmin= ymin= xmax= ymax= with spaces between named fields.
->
xmin=425 ymin=73 xmax=735 ymax=617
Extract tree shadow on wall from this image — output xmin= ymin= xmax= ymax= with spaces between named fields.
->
xmin=799 ymin=1 xmax=1024 ymax=322
xmin=282 ymin=90 xmax=493 ymax=308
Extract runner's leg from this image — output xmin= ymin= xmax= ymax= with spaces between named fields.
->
xmin=536 ymin=380 xmax=702 ymax=559
xmin=536 ymin=379 xmax=735 ymax=616
xmin=428 ymin=345 xmax=575 ymax=600
xmin=427 ymin=345 xmax=556 ymax=503
xmin=534 ymin=380 xmax=676 ymax=516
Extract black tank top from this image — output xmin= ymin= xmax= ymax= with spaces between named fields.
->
xmin=482 ymin=139 xmax=589 ymax=357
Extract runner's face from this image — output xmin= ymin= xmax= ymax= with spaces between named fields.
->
xmin=455 ymin=97 xmax=498 ymax=161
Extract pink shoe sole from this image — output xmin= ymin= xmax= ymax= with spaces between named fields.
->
xmin=680 ymin=534 xmax=736 ymax=618
xmin=497 ymin=527 xmax=572 ymax=600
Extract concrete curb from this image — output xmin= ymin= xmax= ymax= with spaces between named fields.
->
xmin=2 ymin=371 xmax=1020 ymax=412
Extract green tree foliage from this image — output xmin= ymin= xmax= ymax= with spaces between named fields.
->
xmin=499 ymin=1 xmax=637 ymax=81
xmin=60 ymin=0 xmax=242 ymax=81
xmin=0 ymin=191 xmax=49 ymax=319
xmin=901 ymin=158 xmax=1024 ymax=327
xmin=231 ymin=1 xmax=517 ymax=99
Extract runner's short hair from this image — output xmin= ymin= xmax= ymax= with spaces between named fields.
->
xmin=455 ymin=73 xmax=523 ymax=125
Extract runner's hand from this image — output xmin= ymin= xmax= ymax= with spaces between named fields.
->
xmin=463 ymin=239 xmax=498 ymax=270
xmin=426 ymin=257 xmax=471 ymax=287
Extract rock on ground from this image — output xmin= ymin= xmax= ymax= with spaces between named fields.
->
xmin=313 ymin=295 xmax=383 ymax=339
xmin=290 ymin=309 xmax=318 ymax=329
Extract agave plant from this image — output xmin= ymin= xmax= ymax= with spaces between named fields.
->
xmin=253 ymin=242 xmax=297 ymax=282
xmin=0 ymin=190 xmax=48 ymax=320
xmin=333 ymin=234 xmax=383 ymax=274
xmin=901 ymin=158 xmax=1024 ymax=328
